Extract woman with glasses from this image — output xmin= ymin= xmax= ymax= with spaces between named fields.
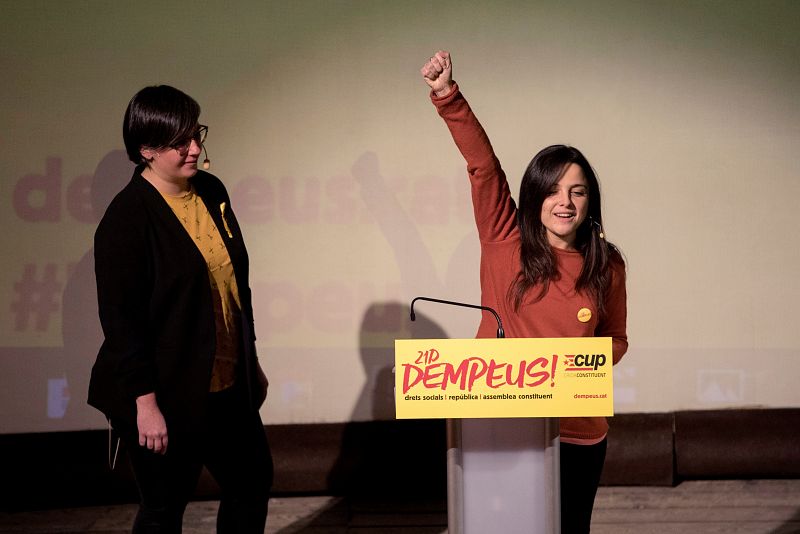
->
xmin=88 ymin=85 xmax=272 ymax=533
xmin=420 ymin=51 xmax=628 ymax=533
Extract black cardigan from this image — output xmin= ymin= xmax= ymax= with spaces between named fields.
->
xmin=88 ymin=166 xmax=261 ymax=434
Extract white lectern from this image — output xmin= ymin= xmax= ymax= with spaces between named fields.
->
xmin=447 ymin=418 xmax=560 ymax=534
xmin=403 ymin=298 xmax=613 ymax=534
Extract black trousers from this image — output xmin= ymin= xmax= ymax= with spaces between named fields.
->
xmin=560 ymin=439 xmax=607 ymax=534
xmin=117 ymin=385 xmax=273 ymax=534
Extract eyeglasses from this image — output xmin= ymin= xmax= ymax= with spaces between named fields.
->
xmin=170 ymin=125 xmax=208 ymax=153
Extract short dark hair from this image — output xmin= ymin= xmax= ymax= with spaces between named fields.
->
xmin=122 ymin=85 xmax=201 ymax=164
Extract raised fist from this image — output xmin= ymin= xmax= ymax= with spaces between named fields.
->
xmin=421 ymin=50 xmax=454 ymax=97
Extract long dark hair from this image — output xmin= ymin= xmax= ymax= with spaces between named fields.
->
xmin=511 ymin=145 xmax=620 ymax=318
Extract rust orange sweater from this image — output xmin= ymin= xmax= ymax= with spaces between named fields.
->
xmin=432 ymin=84 xmax=628 ymax=440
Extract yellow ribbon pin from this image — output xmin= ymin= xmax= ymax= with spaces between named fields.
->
xmin=220 ymin=202 xmax=233 ymax=238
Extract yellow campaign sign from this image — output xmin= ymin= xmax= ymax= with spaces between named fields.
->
xmin=395 ymin=338 xmax=613 ymax=419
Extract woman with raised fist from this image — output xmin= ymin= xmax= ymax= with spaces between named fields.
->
xmin=421 ymin=51 xmax=628 ymax=533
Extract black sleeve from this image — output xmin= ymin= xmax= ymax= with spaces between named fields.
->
xmin=94 ymin=193 xmax=155 ymax=400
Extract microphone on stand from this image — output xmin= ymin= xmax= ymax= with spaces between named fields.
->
xmin=410 ymin=296 xmax=505 ymax=339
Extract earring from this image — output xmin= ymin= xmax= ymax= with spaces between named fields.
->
xmin=590 ymin=217 xmax=605 ymax=239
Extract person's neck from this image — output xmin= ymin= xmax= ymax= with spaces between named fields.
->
xmin=141 ymin=167 xmax=190 ymax=196
xmin=547 ymin=236 xmax=578 ymax=252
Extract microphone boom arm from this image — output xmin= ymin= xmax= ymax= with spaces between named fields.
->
xmin=410 ymin=296 xmax=505 ymax=339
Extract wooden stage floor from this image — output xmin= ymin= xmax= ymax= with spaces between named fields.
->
xmin=2 ymin=480 xmax=798 ymax=533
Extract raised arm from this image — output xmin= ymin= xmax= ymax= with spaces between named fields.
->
xmin=421 ymin=51 xmax=518 ymax=243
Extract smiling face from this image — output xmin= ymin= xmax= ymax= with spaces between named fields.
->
xmin=540 ymin=163 xmax=589 ymax=250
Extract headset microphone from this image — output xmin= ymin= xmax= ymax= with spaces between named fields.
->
xmin=201 ymin=143 xmax=211 ymax=170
